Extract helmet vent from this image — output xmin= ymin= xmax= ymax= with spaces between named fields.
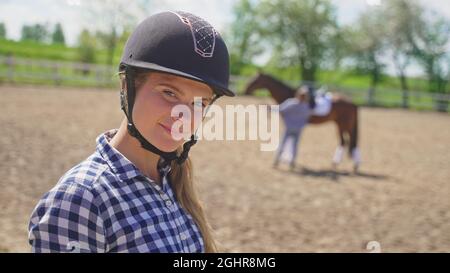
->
xmin=171 ymin=11 xmax=216 ymax=58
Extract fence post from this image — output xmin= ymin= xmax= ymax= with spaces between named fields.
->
xmin=53 ymin=63 xmax=61 ymax=85
xmin=433 ymin=93 xmax=449 ymax=112
xmin=6 ymin=54 xmax=14 ymax=83
xmin=367 ymin=88 xmax=375 ymax=106
xmin=95 ymin=66 xmax=102 ymax=87
xmin=402 ymin=90 xmax=409 ymax=109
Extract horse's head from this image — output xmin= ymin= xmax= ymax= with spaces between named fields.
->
xmin=243 ymin=72 xmax=295 ymax=104
xmin=244 ymin=72 xmax=267 ymax=95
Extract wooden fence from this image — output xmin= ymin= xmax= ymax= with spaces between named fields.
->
xmin=0 ymin=55 xmax=448 ymax=112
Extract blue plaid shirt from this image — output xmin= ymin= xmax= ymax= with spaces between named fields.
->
xmin=28 ymin=129 xmax=204 ymax=253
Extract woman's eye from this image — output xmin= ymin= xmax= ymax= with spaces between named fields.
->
xmin=163 ymin=90 xmax=177 ymax=98
xmin=193 ymin=101 xmax=206 ymax=108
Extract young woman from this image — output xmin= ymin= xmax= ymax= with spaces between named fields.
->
xmin=273 ymin=86 xmax=312 ymax=170
xmin=28 ymin=11 xmax=234 ymax=253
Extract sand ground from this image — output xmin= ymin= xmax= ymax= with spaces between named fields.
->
xmin=0 ymin=85 xmax=449 ymax=252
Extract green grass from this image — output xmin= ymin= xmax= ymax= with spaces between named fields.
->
xmin=0 ymin=58 xmax=117 ymax=88
xmin=0 ymin=39 xmax=447 ymax=112
xmin=1 ymin=39 xmax=73 ymax=60
xmin=0 ymin=39 xmax=120 ymax=87
xmin=231 ymin=64 xmax=447 ymax=112
xmin=235 ymin=62 xmax=432 ymax=93
xmin=0 ymin=38 xmax=122 ymax=65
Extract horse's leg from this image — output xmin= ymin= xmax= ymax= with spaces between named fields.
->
xmin=332 ymin=122 xmax=346 ymax=169
xmin=351 ymin=148 xmax=361 ymax=173
xmin=349 ymin=106 xmax=360 ymax=173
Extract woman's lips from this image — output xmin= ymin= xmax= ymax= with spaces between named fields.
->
xmin=159 ymin=123 xmax=172 ymax=134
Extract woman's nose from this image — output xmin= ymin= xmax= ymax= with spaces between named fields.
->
xmin=172 ymin=112 xmax=182 ymax=121
xmin=171 ymin=110 xmax=192 ymax=123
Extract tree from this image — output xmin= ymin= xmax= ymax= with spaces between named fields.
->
xmin=0 ymin=22 xmax=6 ymax=39
xmin=410 ymin=15 xmax=449 ymax=92
xmin=227 ymin=0 xmax=264 ymax=75
xmin=382 ymin=0 xmax=423 ymax=108
xmin=254 ymin=0 xmax=339 ymax=83
xmin=95 ymin=29 xmax=119 ymax=66
xmin=346 ymin=7 xmax=387 ymax=106
xmin=82 ymin=0 xmax=150 ymax=65
xmin=52 ymin=23 xmax=65 ymax=45
xmin=21 ymin=23 xmax=49 ymax=43
xmin=407 ymin=10 xmax=450 ymax=111
xmin=77 ymin=29 xmax=97 ymax=73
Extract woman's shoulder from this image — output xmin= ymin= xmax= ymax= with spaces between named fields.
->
xmin=60 ymin=154 xmax=109 ymax=188
xmin=29 ymin=154 xmax=111 ymax=225
xmin=28 ymin=154 xmax=109 ymax=252
xmin=42 ymin=153 xmax=111 ymax=204
xmin=281 ymin=97 xmax=297 ymax=104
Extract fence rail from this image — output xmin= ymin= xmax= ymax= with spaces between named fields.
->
xmin=0 ymin=55 xmax=448 ymax=112
xmin=325 ymin=84 xmax=449 ymax=112
xmin=0 ymin=55 xmax=116 ymax=87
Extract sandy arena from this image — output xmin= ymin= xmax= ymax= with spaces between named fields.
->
xmin=0 ymin=85 xmax=449 ymax=252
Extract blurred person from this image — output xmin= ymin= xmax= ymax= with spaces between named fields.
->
xmin=28 ymin=11 xmax=234 ymax=253
xmin=273 ymin=85 xmax=313 ymax=170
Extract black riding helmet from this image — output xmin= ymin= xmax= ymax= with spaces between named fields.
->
xmin=119 ymin=11 xmax=234 ymax=166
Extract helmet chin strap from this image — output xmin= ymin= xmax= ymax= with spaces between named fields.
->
xmin=120 ymin=66 xmax=221 ymax=168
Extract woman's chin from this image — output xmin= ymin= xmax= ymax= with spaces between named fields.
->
xmin=150 ymin=137 xmax=181 ymax=153
xmin=158 ymin=145 xmax=178 ymax=153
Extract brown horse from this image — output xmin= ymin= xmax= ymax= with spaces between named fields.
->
xmin=244 ymin=73 xmax=360 ymax=172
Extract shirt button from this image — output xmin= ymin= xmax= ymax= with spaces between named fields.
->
xmin=165 ymin=200 xmax=172 ymax=207
xmin=180 ymin=233 xmax=187 ymax=240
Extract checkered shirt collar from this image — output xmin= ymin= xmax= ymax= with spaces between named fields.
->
xmin=95 ymin=129 xmax=172 ymax=182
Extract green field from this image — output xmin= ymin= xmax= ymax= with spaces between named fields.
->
xmin=0 ymin=38 xmax=447 ymax=112
xmin=0 ymin=38 xmax=124 ymax=64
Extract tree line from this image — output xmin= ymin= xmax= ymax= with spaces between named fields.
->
xmin=0 ymin=0 xmax=448 ymax=109
xmin=227 ymin=0 xmax=450 ymax=109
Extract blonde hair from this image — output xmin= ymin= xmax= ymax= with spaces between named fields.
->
xmin=169 ymin=154 xmax=217 ymax=252
xmin=119 ymin=69 xmax=217 ymax=252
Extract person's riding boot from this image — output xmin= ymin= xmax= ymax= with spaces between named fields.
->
xmin=273 ymin=160 xmax=279 ymax=168
xmin=289 ymin=162 xmax=296 ymax=171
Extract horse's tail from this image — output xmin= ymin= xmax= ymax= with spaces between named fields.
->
xmin=349 ymin=105 xmax=358 ymax=156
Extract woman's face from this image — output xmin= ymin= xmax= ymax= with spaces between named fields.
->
xmin=132 ymin=72 xmax=214 ymax=152
xmin=297 ymin=87 xmax=309 ymax=102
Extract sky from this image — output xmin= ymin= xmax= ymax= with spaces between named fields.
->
xmin=1 ymin=0 xmax=450 ymax=76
